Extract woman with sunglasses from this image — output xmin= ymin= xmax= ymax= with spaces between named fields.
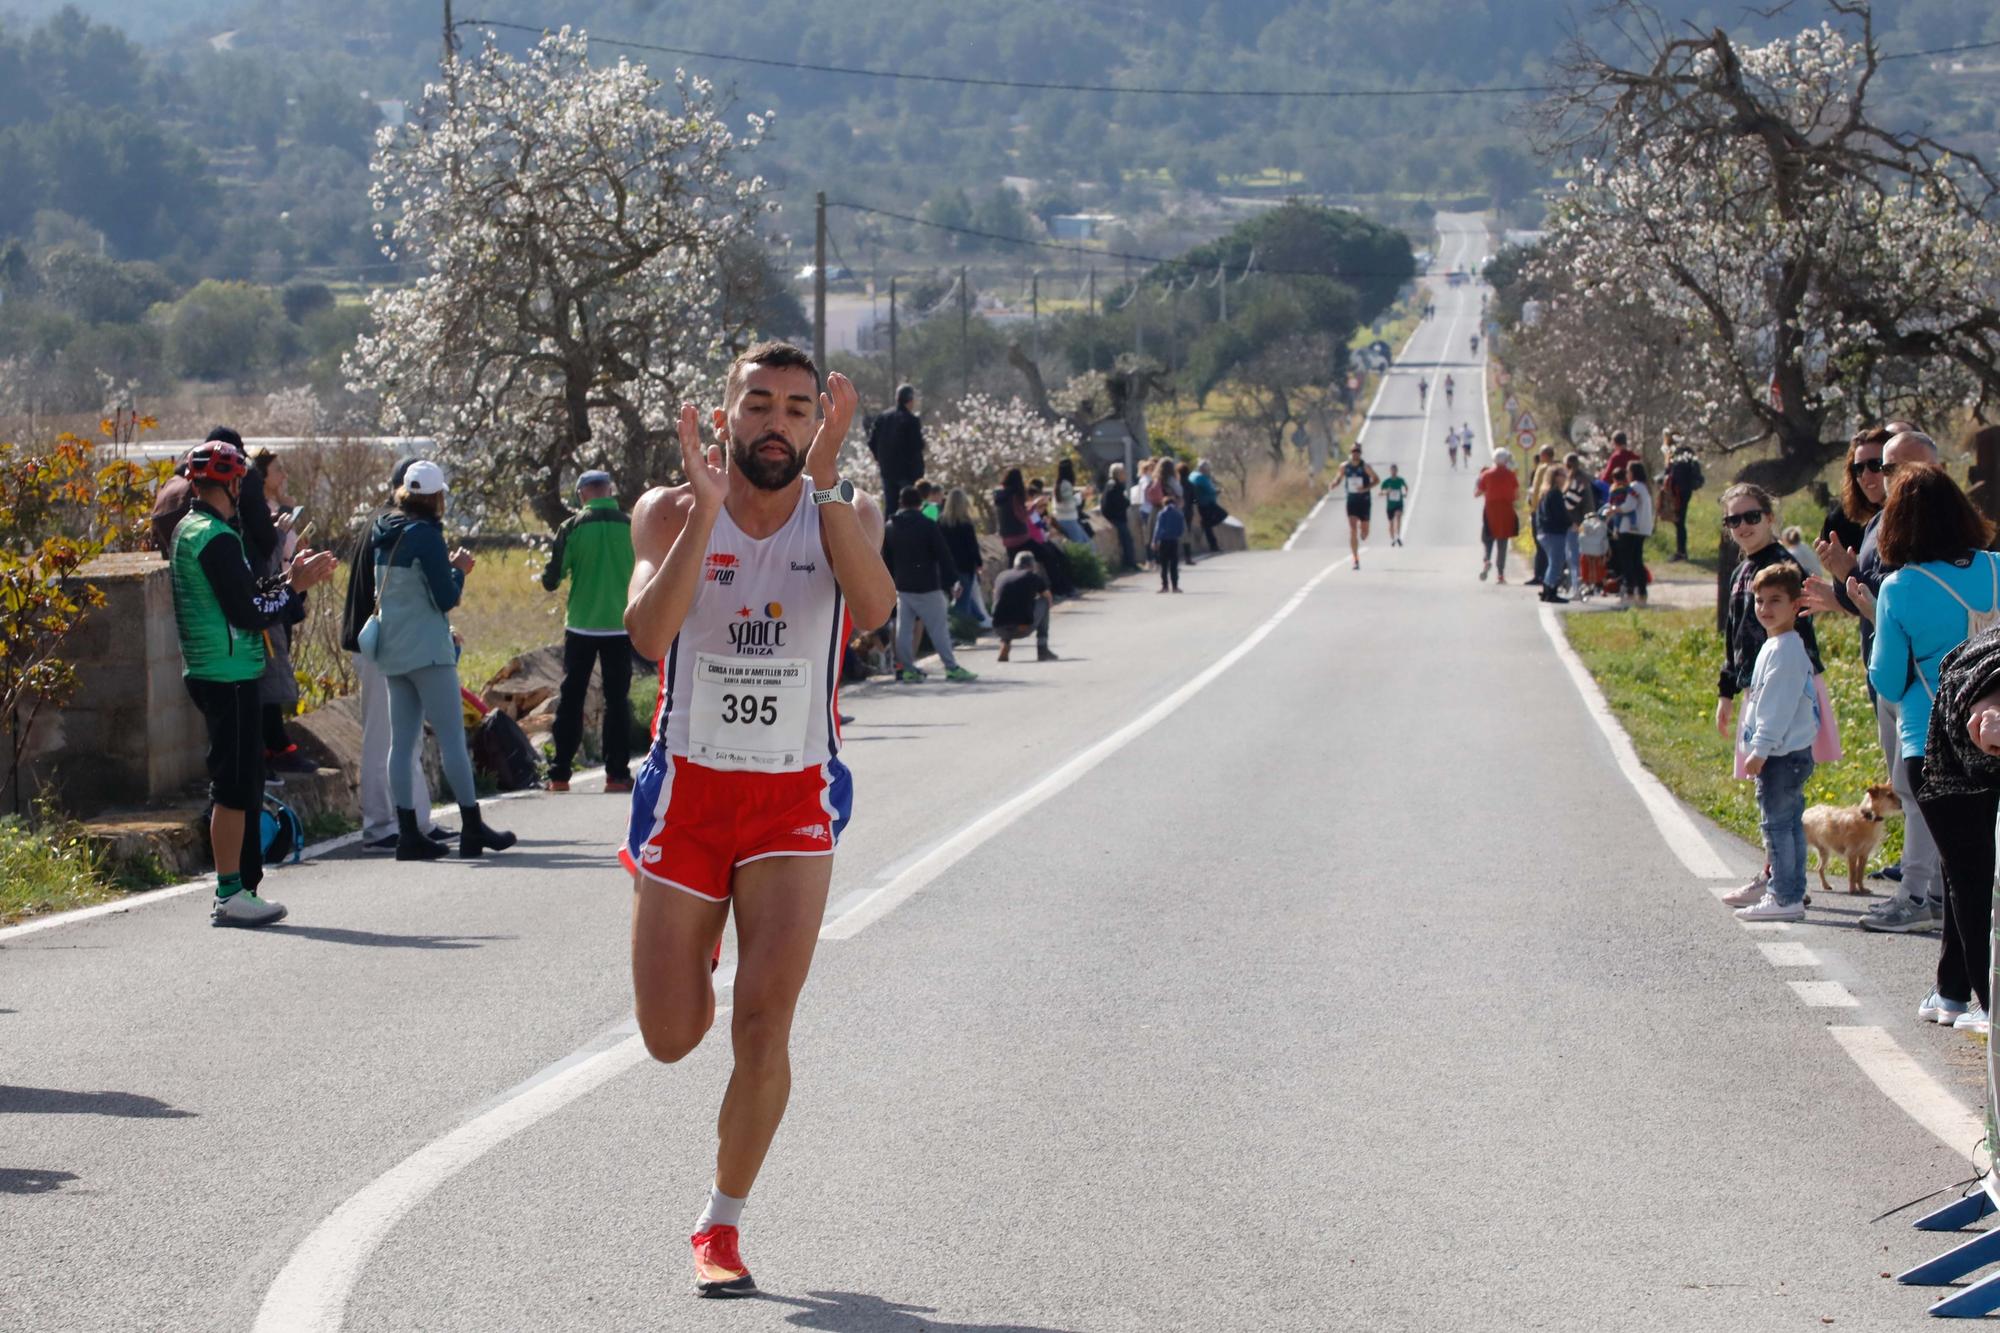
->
xmin=1717 ymin=482 xmax=1827 ymax=909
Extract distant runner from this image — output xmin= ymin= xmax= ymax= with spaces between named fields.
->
xmin=1445 ymin=426 xmax=1462 ymax=471
xmin=1444 ymin=374 xmax=1455 ymax=409
xmin=1417 ymin=376 xmax=1429 ymax=410
xmin=1380 ymin=464 xmax=1409 ymax=546
xmin=622 ymin=341 xmax=896 ymax=1298
xmin=1335 ymin=445 xmax=1380 ymax=570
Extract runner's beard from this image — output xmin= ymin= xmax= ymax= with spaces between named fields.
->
xmin=732 ymin=433 xmax=807 ymax=491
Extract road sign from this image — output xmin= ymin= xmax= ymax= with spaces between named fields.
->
xmin=1518 ymin=428 xmax=1537 ymax=451
xmin=1503 ymin=394 xmax=1520 ymax=418
xmin=1514 ymin=410 xmax=1537 ymax=434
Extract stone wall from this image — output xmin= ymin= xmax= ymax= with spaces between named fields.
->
xmin=21 ymin=553 xmax=205 ymax=815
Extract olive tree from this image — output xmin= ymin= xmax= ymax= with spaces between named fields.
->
xmin=348 ymin=28 xmax=772 ymax=530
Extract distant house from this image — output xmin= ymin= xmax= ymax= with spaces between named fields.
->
xmin=1048 ymin=213 xmax=1119 ymax=242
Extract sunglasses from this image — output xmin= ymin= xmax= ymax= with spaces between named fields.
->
xmin=1722 ymin=509 xmax=1767 ymax=528
xmin=1849 ymin=458 xmax=1885 ymax=476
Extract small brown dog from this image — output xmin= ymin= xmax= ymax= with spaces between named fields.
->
xmin=1803 ymin=784 xmax=1903 ymax=895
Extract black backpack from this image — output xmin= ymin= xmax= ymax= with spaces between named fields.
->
xmin=472 ymin=711 xmax=542 ymax=791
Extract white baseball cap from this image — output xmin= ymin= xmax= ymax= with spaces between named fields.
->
xmin=403 ymin=460 xmax=447 ymax=495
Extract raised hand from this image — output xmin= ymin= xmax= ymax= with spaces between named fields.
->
xmin=1800 ymin=575 xmax=1841 ymax=616
xmin=1817 ymin=536 xmax=1858 ymax=582
xmin=287 ymin=548 xmax=338 ymax=591
xmin=806 ymin=371 xmax=858 ymax=485
xmin=680 ymin=401 xmax=727 ymax=512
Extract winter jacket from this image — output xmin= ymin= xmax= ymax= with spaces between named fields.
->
xmin=369 ymin=511 xmax=463 ymax=676
xmin=1922 ymin=623 xmax=2000 ymax=799
xmin=1476 ymin=466 xmax=1519 ymax=541
xmin=1536 ymin=485 xmax=1572 ymax=536
xmin=1100 ymin=479 xmax=1130 ymax=524
xmin=881 ymin=507 xmax=959 ymax=595
xmin=867 ymin=408 xmax=925 ymax=492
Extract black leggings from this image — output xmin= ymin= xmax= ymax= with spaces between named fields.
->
xmin=1911 ymin=755 xmax=1996 ymax=1011
xmin=1156 ymin=541 xmax=1180 ymax=589
xmin=1613 ymin=532 xmax=1647 ymax=597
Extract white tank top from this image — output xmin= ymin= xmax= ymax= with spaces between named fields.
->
xmin=653 ymin=487 xmax=846 ymax=771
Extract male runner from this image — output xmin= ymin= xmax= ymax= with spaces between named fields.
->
xmin=622 ymin=342 xmax=895 ymax=1298
xmin=1444 ymin=374 xmax=1455 ymax=409
xmin=1380 ymin=464 xmax=1409 ymax=546
xmin=1417 ymin=376 xmax=1429 ymax=410
xmin=1445 ymin=426 xmax=1461 ymax=471
xmin=1335 ymin=445 xmax=1379 ymax=570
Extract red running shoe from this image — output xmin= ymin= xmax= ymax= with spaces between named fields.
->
xmin=690 ymin=1223 xmax=755 ymax=1296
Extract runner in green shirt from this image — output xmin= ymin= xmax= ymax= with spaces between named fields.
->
xmin=1380 ymin=464 xmax=1409 ymax=547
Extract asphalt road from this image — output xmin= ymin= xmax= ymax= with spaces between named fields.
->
xmin=4 ymin=214 xmax=1988 ymax=1332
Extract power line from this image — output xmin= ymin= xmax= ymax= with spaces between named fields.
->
xmin=826 ymin=201 xmax=1422 ymax=282
xmin=455 ymin=17 xmax=1552 ymax=99
xmin=453 ymin=16 xmax=1997 ymax=100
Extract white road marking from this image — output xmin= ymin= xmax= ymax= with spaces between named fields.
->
xmin=1758 ymin=942 xmax=1819 ymax=967
xmin=1790 ymin=979 xmax=1860 ymax=1008
xmin=0 ymin=774 xmax=594 ymax=944
xmin=254 ymin=1000 xmax=728 ymax=1333
xmin=1737 ymin=920 xmax=1792 ymax=932
xmin=822 ymin=557 xmax=1344 ymax=941
xmin=1281 ymin=493 xmax=1329 ymax=552
xmin=1537 ymin=603 xmax=1735 ymax=879
xmin=1831 ymin=1026 xmax=1986 ymax=1165
xmin=1398 ymin=224 xmax=1472 ymax=528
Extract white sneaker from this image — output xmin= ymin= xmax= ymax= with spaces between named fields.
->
xmin=1722 ymin=873 xmax=1770 ymax=908
xmin=1954 ymin=1004 xmax=1990 ymax=1035
xmin=1734 ymin=892 xmax=1805 ymax=922
xmin=1921 ymin=991 xmax=1971 ymax=1025
xmin=211 ymin=890 xmax=287 ymax=928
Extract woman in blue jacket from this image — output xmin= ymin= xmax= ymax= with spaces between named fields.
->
xmin=1867 ymin=463 xmax=2000 ymax=1032
xmin=368 ymin=460 xmax=516 ymax=861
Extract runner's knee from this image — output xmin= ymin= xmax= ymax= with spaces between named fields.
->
xmin=638 ymin=1008 xmax=710 ymax=1064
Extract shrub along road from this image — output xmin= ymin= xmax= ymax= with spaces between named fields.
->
xmin=1 ymin=216 xmax=1984 ymax=1331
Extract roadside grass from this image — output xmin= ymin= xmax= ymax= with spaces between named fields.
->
xmin=454 ymin=546 xmax=570 ymax=690
xmin=1563 ymin=607 xmax=1901 ymax=878
xmin=0 ymin=813 xmax=172 ymax=926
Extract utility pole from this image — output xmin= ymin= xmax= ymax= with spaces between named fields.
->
xmin=1128 ymin=254 xmax=1142 ymax=358
xmin=1219 ymin=265 xmax=1228 ymax=323
xmin=813 ymin=192 xmax=828 ymax=388
xmin=1031 ymin=272 xmax=1040 ymax=363
xmin=888 ymin=277 xmax=899 ymax=397
xmin=441 ymin=0 xmax=459 ymax=102
xmin=1087 ymin=267 xmax=1096 ymax=317
xmin=959 ymin=264 xmax=970 ymax=397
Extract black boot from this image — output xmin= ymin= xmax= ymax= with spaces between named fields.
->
xmin=458 ymin=803 xmax=517 ymax=858
xmin=396 ymin=807 xmax=447 ymax=861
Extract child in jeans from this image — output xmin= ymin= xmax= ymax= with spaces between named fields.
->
xmin=1735 ymin=563 xmax=1820 ymax=921
xmin=1152 ymin=496 xmax=1187 ymax=593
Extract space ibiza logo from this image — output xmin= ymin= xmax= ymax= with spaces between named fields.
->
xmin=704 ymin=553 xmax=740 ymax=585
xmin=728 ymin=602 xmax=789 ymax=654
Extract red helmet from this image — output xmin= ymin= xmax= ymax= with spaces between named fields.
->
xmin=185 ymin=441 xmax=250 ymax=485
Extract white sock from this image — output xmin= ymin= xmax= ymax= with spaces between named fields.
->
xmin=696 ymin=1185 xmax=746 ymax=1231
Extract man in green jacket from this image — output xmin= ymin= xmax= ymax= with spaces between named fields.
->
xmin=540 ymin=470 xmax=638 ymax=793
xmin=170 ymin=439 xmax=336 ymax=926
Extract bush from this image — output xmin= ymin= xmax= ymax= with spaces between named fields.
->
xmin=161 ymin=279 xmax=294 ymax=380
xmin=1061 ymin=539 xmax=1108 ymax=590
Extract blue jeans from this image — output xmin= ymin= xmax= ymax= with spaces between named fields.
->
xmin=1054 ymin=517 xmax=1089 ymax=544
xmin=1549 ymin=528 xmax=1580 ymax=593
xmin=1757 ymin=747 xmax=1815 ymax=906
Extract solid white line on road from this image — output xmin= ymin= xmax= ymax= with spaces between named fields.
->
xmin=1398 ymin=224 xmax=1472 ymax=529
xmin=1758 ymin=942 xmax=1820 ymax=967
xmin=1536 ymin=603 xmax=1735 ymax=879
xmin=821 ymin=557 xmax=1344 ymax=941
xmin=253 ymin=1005 xmax=727 ymax=1333
xmin=1281 ymin=493 xmax=1329 ymax=552
xmin=1790 ymin=979 xmax=1860 ymax=1008
xmin=1831 ymin=1026 xmax=1986 ymax=1166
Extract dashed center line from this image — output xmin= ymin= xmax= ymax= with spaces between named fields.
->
xmin=1791 ymin=979 xmax=1861 ymax=1008
xmin=1758 ymin=942 xmax=1821 ymax=967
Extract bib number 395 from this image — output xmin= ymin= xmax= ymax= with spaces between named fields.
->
xmin=718 ymin=692 xmax=779 ymax=727
xmin=689 ymin=653 xmax=811 ymax=772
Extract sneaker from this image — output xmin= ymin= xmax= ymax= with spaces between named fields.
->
xmin=1861 ymin=898 xmax=1937 ymax=933
xmin=944 ymin=666 xmax=979 ymax=683
xmin=266 ymin=746 xmax=318 ymax=774
xmin=1955 ymin=1004 xmax=1990 ymax=1035
xmin=1479 ymin=561 xmax=1489 ymax=581
xmin=1734 ymin=892 xmax=1805 ymax=922
xmin=690 ymin=1224 xmax=755 ymax=1297
xmin=1871 ymin=861 xmax=1904 ymax=883
xmin=548 ymin=778 xmax=571 ymax=793
xmin=898 ymin=668 xmax=926 ymax=683
xmin=365 ymin=832 xmax=400 ymax=851
xmin=1721 ymin=873 xmax=1770 ymax=908
xmin=604 ymin=776 xmax=633 ymax=794
xmin=211 ymin=890 xmax=287 ymax=928
xmin=1920 ymin=991 xmax=1971 ymax=1025
xmin=1036 ymin=646 xmax=1059 ymax=662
